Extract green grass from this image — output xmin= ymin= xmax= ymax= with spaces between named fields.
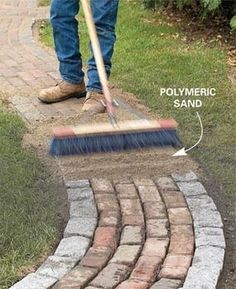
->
xmin=37 ymin=0 xmax=50 ymax=7
xmin=40 ymin=1 xmax=236 ymax=201
xmin=0 ymin=109 xmax=58 ymax=288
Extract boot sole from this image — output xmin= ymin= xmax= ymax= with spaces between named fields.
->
xmin=39 ymin=91 xmax=87 ymax=104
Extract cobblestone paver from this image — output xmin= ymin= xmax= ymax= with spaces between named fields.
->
xmin=9 ymin=171 xmax=225 ymax=289
xmin=1 ymin=1 xmax=225 ymax=289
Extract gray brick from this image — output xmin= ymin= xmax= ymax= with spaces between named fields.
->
xmin=64 ymin=217 xmax=97 ymax=238
xmin=183 ymin=267 xmax=216 ymax=289
xmin=183 ymin=246 xmax=225 ymax=289
xmin=70 ymin=199 xmax=97 ymax=218
xmin=67 ymin=187 xmax=93 ymax=202
xmin=193 ymin=209 xmax=223 ymax=228
xmin=177 ymin=182 xmax=207 ymax=197
xmin=192 ymin=246 xmax=225 ymax=270
xmin=54 ymin=236 xmax=90 ymax=259
xmin=36 ymin=256 xmax=77 ymax=279
xmin=195 ymin=227 xmax=225 ymax=248
xmin=185 ymin=194 xmax=217 ymax=211
xmin=9 ymin=273 xmax=57 ymax=289
xmin=172 ymin=171 xmax=198 ymax=182
xmin=65 ymin=179 xmax=90 ymax=188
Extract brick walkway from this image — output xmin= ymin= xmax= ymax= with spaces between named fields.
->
xmin=0 ymin=0 xmax=86 ymax=121
xmin=10 ymin=174 xmax=225 ymax=289
xmin=0 ymin=1 xmax=225 ymax=289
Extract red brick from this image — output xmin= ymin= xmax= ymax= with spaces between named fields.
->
xmin=8 ymin=76 xmax=26 ymax=87
xmin=54 ymin=266 xmax=98 ymax=289
xmin=138 ymin=185 xmax=162 ymax=203
xmin=99 ymin=210 xmax=120 ymax=227
xmin=80 ymin=246 xmax=113 ymax=270
xmin=110 ymin=245 xmax=141 ymax=266
xmin=146 ymin=219 xmax=169 ymax=238
xmin=120 ymin=226 xmax=144 ymax=245
xmin=151 ymin=279 xmax=182 ymax=289
xmin=113 ymin=178 xmax=132 ymax=186
xmin=122 ymin=215 xmax=145 ymax=227
xmin=120 ymin=199 xmax=143 ymax=216
xmin=155 ymin=177 xmax=178 ymax=192
xmin=144 ymin=202 xmax=166 ymax=219
xmin=169 ymin=225 xmax=194 ymax=255
xmin=115 ymin=183 xmax=138 ymax=199
xmin=91 ymin=178 xmax=114 ymax=193
xmin=162 ymin=191 xmax=186 ymax=208
xmin=133 ymin=177 xmax=154 ymax=186
xmin=94 ymin=227 xmax=118 ymax=249
xmin=90 ymin=263 xmax=130 ymax=288
xmin=117 ymin=280 xmax=149 ymax=289
xmin=20 ymin=62 xmax=36 ymax=70
xmin=3 ymin=68 xmax=18 ymax=77
xmin=169 ymin=240 xmax=194 ymax=255
xmin=18 ymin=71 xmax=35 ymax=82
xmin=95 ymin=194 xmax=119 ymax=212
xmin=162 ymin=254 xmax=192 ymax=269
xmin=3 ymin=58 xmax=18 ymax=67
xmin=168 ymin=208 xmax=192 ymax=225
xmin=171 ymin=225 xmax=194 ymax=242
xmin=142 ymin=238 xmax=169 ymax=259
xmin=130 ymin=256 xmax=162 ymax=282
xmin=159 ymin=267 xmax=189 ymax=280
xmin=29 ymin=69 xmax=47 ymax=78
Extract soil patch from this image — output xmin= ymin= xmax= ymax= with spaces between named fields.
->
xmin=156 ymin=8 xmax=236 ymax=48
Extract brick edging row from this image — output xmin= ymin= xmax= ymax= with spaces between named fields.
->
xmin=10 ymin=180 xmax=98 ymax=289
xmin=172 ymin=171 xmax=225 ymax=289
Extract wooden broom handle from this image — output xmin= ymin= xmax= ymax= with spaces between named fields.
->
xmin=81 ymin=0 xmax=113 ymax=109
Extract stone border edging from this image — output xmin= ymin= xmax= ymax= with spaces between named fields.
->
xmin=9 ymin=171 xmax=225 ymax=289
xmin=10 ymin=180 xmax=97 ymax=289
xmin=172 ymin=171 xmax=225 ymax=289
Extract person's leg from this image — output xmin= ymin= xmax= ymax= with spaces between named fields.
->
xmin=50 ymin=0 xmax=84 ymax=84
xmin=87 ymin=0 xmax=119 ymax=92
xmin=39 ymin=0 xmax=86 ymax=103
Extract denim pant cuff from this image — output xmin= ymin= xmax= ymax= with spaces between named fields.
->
xmin=62 ymin=76 xmax=84 ymax=85
xmin=87 ymin=87 xmax=103 ymax=94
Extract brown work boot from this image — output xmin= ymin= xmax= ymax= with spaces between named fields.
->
xmin=38 ymin=80 xmax=86 ymax=104
xmin=82 ymin=91 xmax=106 ymax=113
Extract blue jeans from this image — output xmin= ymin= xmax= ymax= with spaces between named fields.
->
xmin=50 ymin=0 xmax=119 ymax=93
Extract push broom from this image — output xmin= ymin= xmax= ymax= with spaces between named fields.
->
xmin=49 ymin=0 xmax=181 ymax=157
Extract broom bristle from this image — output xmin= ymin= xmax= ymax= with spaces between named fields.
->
xmin=49 ymin=128 xmax=181 ymax=156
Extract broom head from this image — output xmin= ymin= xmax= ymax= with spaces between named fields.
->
xmin=49 ymin=118 xmax=181 ymax=156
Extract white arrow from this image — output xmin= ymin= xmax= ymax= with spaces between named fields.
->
xmin=173 ymin=112 xmax=203 ymax=157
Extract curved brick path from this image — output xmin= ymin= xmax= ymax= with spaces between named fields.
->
xmin=0 ymin=1 xmax=225 ymax=289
